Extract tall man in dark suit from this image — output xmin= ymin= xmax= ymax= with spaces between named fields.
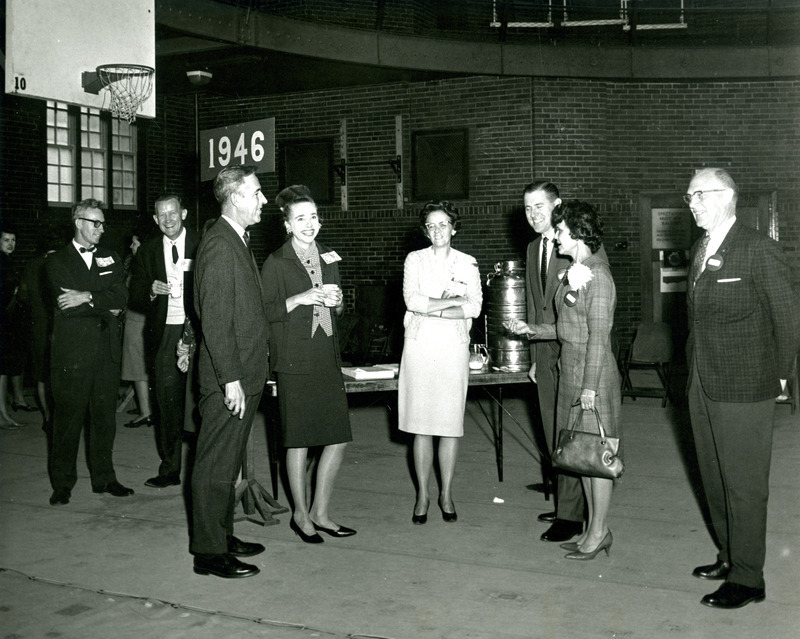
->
xmin=46 ymin=199 xmax=134 ymax=506
xmin=130 ymin=194 xmax=199 ymax=488
xmin=190 ymin=166 xmax=270 ymax=579
xmin=518 ymin=181 xmax=585 ymax=542
xmin=685 ymin=168 xmax=800 ymax=609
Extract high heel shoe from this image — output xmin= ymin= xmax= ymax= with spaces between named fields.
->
xmin=11 ymin=401 xmax=37 ymax=412
xmin=124 ymin=415 xmax=153 ymax=428
xmin=560 ymin=541 xmax=581 ymax=552
xmin=438 ymin=498 xmax=457 ymax=523
xmin=313 ymin=522 xmax=357 ymax=538
xmin=290 ymin=519 xmax=324 ymax=544
xmin=565 ymin=531 xmax=612 ymax=560
xmin=412 ymin=501 xmax=429 ymax=525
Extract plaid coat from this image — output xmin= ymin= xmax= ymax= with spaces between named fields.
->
xmin=687 ymin=220 xmax=800 ymax=403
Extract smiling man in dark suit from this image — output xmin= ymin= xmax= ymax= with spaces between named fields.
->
xmin=685 ymin=168 xmax=800 ymax=609
xmin=46 ymin=199 xmax=133 ymax=506
xmin=190 ymin=166 xmax=270 ymax=579
xmin=130 ymin=194 xmax=199 ymax=489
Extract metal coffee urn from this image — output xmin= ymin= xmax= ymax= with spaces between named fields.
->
xmin=485 ymin=260 xmax=530 ymax=372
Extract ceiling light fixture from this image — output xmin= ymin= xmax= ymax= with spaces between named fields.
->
xmin=186 ymin=69 xmax=213 ymax=86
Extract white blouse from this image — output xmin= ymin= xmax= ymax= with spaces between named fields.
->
xmin=402 ymin=246 xmax=483 ymax=344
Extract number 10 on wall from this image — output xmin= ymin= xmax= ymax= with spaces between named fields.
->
xmin=199 ymin=118 xmax=275 ymax=182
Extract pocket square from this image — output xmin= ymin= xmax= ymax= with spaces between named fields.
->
xmin=99 ymin=270 xmax=113 ymax=276
xmin=717 ymin=278 xmax=741 ymax=283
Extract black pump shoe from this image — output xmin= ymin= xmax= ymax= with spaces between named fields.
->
xmin=290 ymin=519 xmax=324 ymax=544
xmin=439 ymin=499 xmax=458 ymax=523
xmin=313 ymin=523 xmax=357 ymax=538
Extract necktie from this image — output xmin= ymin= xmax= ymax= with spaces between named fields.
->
xmin=243 ymin=231 xmax=250 ymax=247
xmin=80 ymin=246 xmax=96 ymax=253
xmin=692 ymin=233 xmax=710 ymax=284
xmin=540 ymin=236 xmax=548 ymax=294
xmin=171 ymin=243 xmax=179 ymax=264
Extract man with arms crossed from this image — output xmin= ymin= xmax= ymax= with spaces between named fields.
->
xmin=46 ymin=199 xmax=133 ymax=505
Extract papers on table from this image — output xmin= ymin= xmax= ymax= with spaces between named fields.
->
xmin=341 ymin=364 xmax=398 ymax=380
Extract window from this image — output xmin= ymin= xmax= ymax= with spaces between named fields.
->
xmin=46 ymin=101 xmax=138 ymax=208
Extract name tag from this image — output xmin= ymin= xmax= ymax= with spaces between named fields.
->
xmin=321 ymin=251 xmax=341 ymax=264
xmin=181 ymin=259 xmax=194 ymax=272
xmin=95 ymin=256 xmax=114 ymax=267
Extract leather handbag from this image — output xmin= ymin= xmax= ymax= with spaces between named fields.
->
xmin=552 ymin=402 xmax=624 ymax=479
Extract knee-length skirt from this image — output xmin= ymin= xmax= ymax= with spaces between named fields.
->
xmin=398 ymin=318 xmax=469 ymax=437
xmin=277 ymin=330 xmax=352 ymax=448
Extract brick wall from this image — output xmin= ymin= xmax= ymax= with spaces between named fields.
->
xmin=3 ymin=75 xmax=799 ymax=352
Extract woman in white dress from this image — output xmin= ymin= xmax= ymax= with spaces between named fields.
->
xmin=398 ymin=201 xmax=482 ymax=524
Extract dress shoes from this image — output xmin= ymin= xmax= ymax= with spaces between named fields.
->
xmin=227 ymin=536 xmax=265 ymax=557
xmin=438 ymin=498 xmax=458 ymax=523
xmin=49 ymin=489 xmax=71 ymax=506
xmin=290 ymin=519 xmax=324 ymax=544
xmin=537 ymin=511 xmax=556 ymax=523
xmin=144 ymin=474 xmax=181 ymax=488
xmin=124 ymin=415 xmax=153 ymax=428
xmin=692 ymin=560 xmax=731 ymax=581
xmin=193 ymin=553 xmax=260 ymax=579
xmin=313 ymin=523 xmax=357 ymax=538
xmin=92 ymin=481 xmax=135 ymax=497
xmin=540 ymin=519 xmax=583 ymax=542
xmin=700 ymin=582 xmax=765 ymax=609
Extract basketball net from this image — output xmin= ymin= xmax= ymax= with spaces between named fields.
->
xmin=97 ymin=65 xmax=154 ymax=123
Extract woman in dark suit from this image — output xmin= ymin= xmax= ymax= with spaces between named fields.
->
xmin=507 ymin=201 xmax=621 ymax=560
xmin=261 ymin=185 xmax=354 ymax=544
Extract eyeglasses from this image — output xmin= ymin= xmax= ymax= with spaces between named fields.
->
xmin=682 ymin=189 xmax=728 ymax=205
xmin=78 ymin=217 xmax=107 ymax=229
xmin=425 ymin=221 xmax=452 ymax=232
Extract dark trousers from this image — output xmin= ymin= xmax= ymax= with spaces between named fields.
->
xmin=688 ymin=361 xmax=775 ymax=589
xmin=535 ymin=345 xmax=585 ymax=523
xmin=49 ymin=353 xmax=120 ymax=491
xmin=190 ymin=387 xmax=263 ymax=555
xmin=153 ymin=324 xmax=186 ymax=478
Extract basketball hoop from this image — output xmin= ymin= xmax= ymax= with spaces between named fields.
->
xmin=96 ymin=64 xmax=154 ymax=123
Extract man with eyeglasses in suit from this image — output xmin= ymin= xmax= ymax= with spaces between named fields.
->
xmin=685 ymin=168 xmax=800 ymax=609
xmin=46 ymin=199 xmax=134 ymax=506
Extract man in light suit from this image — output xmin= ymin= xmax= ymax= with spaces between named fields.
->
xmin=190 ymin=166 xmax=270 ymax=579
xmin=685 ymin=168 xmax=800 ymax=609
xmin=519 ymin=181 xmax=585 ymax=542
xmin=46 ymin=199 xmax=134 ymax=505
xmin=130 ymin=194 xmax=199 ymax=488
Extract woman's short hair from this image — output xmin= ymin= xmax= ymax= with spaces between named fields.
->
xmin=552 ymin=200 xmax=604 ymax=253
xmin=275 ymin=184 xmax=315 ymax=221
xmin=418 ymin=200 xmax=462 ymax=233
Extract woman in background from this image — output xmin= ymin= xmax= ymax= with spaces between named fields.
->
xmin=506 ymin=200 xmax=621 ymax=560
xmin=1 ymin=226 xmax=35 ymax=429
xmin=398 ymin=201 xmax=482 ymax=525
xmin=262 ymin=185 xmax=354 ymax=544
xmin=121 ymin=226 xmax=154 ymax=428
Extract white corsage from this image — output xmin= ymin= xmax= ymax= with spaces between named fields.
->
xmin=444 ymin=260 xmax=478 ymax=297
xmin=566 ymin=263 xmax=593 ymax=291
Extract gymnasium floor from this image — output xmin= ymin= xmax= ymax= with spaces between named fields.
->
xmin=1 ymin=382 xmax=798 ymax=638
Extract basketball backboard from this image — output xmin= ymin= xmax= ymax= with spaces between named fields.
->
xmin=5 ymin=0 xmax=156 ymax=118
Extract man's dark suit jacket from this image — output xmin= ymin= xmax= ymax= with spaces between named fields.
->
xmin=130 ymin=228 xmax=199 ymax=362
xmin=687 ymin=220 xmax=800 ymax=402
xmin=46 ymin=243 xmax=128 ymax=369
xmin=261 ymin=239 xmax=343 ymax=375
xmin=194 ymin=218 xmax=269 ymax=394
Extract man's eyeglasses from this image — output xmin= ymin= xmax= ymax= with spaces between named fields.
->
xmin=682 ymin=189 xmax=728 ymax=205
xmin=78 ymin=217 xmax=107 ymax=229
xmin=425 ymin=221 xmax=452 ymax=231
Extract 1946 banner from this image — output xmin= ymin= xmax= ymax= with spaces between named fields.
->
xmin=199 ymin=118 xmax=275 ymax=181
